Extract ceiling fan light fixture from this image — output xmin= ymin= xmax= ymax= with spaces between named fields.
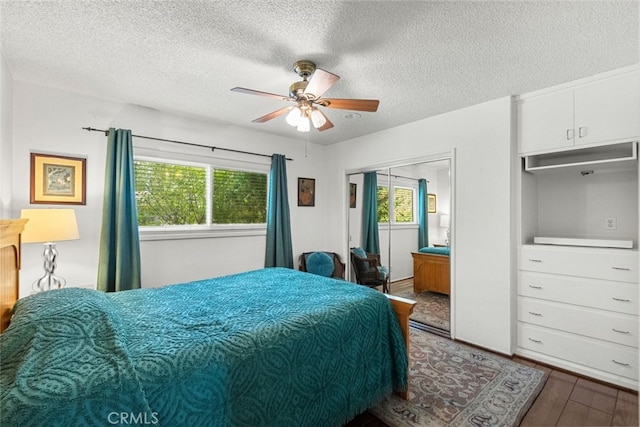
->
xmin=310 ymin=108 xmax=326 ymax=129
xmin=231 ymin=60 xmax=378 ymax=133
xmin=286 ymin=107 xmax=303 ymax=127
xmin=296 ymin=117 xmax=311 ymax=132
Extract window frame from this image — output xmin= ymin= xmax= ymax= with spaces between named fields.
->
xmin=134 ymin=154 xmax=269 ymax=241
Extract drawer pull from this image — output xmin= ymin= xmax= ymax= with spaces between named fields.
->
xmin=612 ymin=297 xmax=631 ymax=302
xmin=612 ymin=328 xmax=631 ymax=334
xmin=528 ymin=338 xmax=542 ymax=343
xmin=612 ymin=266 xmax=631 ymax=271
xmin=528 ymin=285 xmax=543 ymax=289
xmin=528 ymin=259 xmax=543 ymax=263
xmin=612 ymin=360 xmax=630 ymax=367
xmin=528 ymin=311 xmax=542 ymax=316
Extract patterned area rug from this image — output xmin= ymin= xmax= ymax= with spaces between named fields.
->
xmin=369 ymin=329 xmax=547 ymax=426
xmin=393 ymin=289 xmax=450 ymax=331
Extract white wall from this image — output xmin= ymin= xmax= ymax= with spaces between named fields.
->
xmin=327 ymin=97 xmax=515 ymax=354
xmin=535 ymin=169 xmax=638 ymax=245
xmin=0 ymin=50 xmax=13 ymax=217
xmin=436 ymin=166 xmax=451 ymax=245
xmin=11 ymin=82 xmax=332 ymax=294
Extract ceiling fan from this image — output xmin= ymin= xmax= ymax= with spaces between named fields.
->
xmin=230 ymin=60 xmax=379 ymax=132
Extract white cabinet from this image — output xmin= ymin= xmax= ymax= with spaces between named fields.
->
xmin=518 ymin=90 xmax=574 ymax=153
xmin=520 ymin=245 xmax=638 ymax=283
xmin=575 ymin=72 xmax=640 ymax=147
xmin=518 ymin=70 xmax=640 ymax=154
xmin=517 ymin=245 xmax=639 ymax=390
xmin=517 ymin=67 xmax=640 ymax=391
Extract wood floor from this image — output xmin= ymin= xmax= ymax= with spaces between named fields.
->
xmin=378 ymin=278 xmax=639 ymax=426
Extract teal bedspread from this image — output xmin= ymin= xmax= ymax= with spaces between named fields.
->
xmin=418 ymin=246 xmax=450 ymax=256
xmin=1 ymin=268 xmax=407 ymax=426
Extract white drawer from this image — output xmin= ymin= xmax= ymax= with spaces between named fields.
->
xmin=520 ymin=245 xmax=638 ymax=283
xmin=518 ymin=323 xmax=638 ymax=381
xmin=518 ymin=297 xmax=638 ymax=347
xmin=518 ymin=271 xmax=639 ymax=315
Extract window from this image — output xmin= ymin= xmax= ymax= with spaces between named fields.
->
xmin=393 ymin=187 xmax=414 ymax=223
xmin=134 ymin=158 xmax=267 ymax=230
xmin=377 ymin=186 xmax=390 ymax=222
xmin=377 ymin=185 xmax=416 ymax=224
xmin=211 ymin=168 xmax=267 ymax=224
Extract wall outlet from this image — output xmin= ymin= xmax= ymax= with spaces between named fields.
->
xmin=605 ymin=217 xmax=617 ymax=230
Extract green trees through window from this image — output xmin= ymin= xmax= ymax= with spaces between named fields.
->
xmin=135 ymin=160 xmax=267 ymax=227
xmin=212 ymin=169 xmax=267 ymax=224
xmin=377 ymin=185 xmax=415 ymax=224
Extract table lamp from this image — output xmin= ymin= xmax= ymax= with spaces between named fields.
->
xmin=20 ymin=208 xmax=79 ymax=292
xmin=440 ymin=214 xmax=450 ymax=246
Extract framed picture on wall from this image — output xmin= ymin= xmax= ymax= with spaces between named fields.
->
xmin=30 ymin=153 xmax=87 ymax=205
xmin=349 ymin=183 xmax=357 ymax=208
xmin=427 ymin=193 xmax=436 ymax=213
xmin=298 ymin=177 xmax=315 ymax=207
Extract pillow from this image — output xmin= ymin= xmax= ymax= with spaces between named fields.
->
xmin=306 ymin=252 xmax=335 ymax=277
xmin=377 ymin=265 xmax=389 ymax=280
xmin=352 ymin=247 xmax=367 ymax=259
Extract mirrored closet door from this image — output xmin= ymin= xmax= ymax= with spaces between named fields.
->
xmin=347 ymin=159 xmax=452 ymax=335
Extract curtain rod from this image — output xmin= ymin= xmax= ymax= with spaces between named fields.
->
xmin=82 ymin=127 xmax=292 ymax=161
xmin=376 ymin=171 xmax=428 ymax=183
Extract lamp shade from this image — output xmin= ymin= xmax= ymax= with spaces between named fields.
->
xmin=439 ymin=214 xmax=450 ymax=228
xmin=310 ymin=108 xmax=327 ymax=128
xmin=20 ymin=209 xmax=79 ymax=243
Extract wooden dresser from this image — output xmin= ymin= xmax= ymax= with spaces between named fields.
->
xmin=0 ymin=219 xmax=27 ymax=333
xmin=411 ymin=252 xmax=450 ymax=295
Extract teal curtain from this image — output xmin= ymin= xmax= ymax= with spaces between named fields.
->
xmin=418 ymin=178 xmax=429 ymax=249
xmin=97 ymin=128 xmax=142 ymax=292
xmin=362 ymin=172 xmax=380 ymax=254
xmin=265 ymin=154 xmax=293 ymax=268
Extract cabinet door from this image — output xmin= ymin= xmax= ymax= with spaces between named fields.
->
xmin=574 ymin=72 xmax=640 ymax=146
xmin=518 ymin=90 xmax=574 ymax=154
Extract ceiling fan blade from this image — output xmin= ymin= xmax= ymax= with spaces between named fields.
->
xmin=316 ymin=109 xmax=334 ymax=132
xmin=251 ymin=106 xmax=294 ymax=123
xmin=231 ymin=87 xmax=293 ymax=101
xmin=318 ymin=98 xmax=379 ymax=112
xmin=304 ymin=69 xmax=340 ymax=99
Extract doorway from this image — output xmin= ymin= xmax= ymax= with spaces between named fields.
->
xmin=347 ymin=157 xmax=453 ymax=336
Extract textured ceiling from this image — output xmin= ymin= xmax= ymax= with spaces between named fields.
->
xmin=1 ymin=1 xmax=638 ymax=145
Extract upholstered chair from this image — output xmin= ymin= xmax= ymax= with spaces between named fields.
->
xmin=349 ymin=247 xmax=389 ymax=293
xmin=298 ymin=251 xmax=346 ymax=279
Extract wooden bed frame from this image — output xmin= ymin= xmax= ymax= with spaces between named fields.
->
xmin=0 ymin=219 xmax=27 ymax=333
xmin=0 ymin=218 xmax=416 ymax=399
xmin=411 ymin=251 xmax=450 ymax=295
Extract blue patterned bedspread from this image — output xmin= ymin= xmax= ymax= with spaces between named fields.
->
xmin=1 ymin=268 xmax=407 ymax=426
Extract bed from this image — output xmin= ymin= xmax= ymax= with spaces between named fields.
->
xmin=411 ymin=247 xmax=450 ymax=295
xmin=0 ymin=219 xmax=415 ymax=427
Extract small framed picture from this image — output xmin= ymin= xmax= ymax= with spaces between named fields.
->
xmin=30 ymin=153 xmax=86 ymax=205
xmin=349 ymin=183 xmax=357 ymax=208
xmin=427 ymin=193 xmax=436 ymax=213
xmin=298 ymin=177 xmax=315 ymax=207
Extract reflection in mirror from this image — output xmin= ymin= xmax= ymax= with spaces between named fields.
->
xmin=347 ymin=159 xmax=451 ymax=336
xmin=348 ymin=169 xmax=391 ymax=293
